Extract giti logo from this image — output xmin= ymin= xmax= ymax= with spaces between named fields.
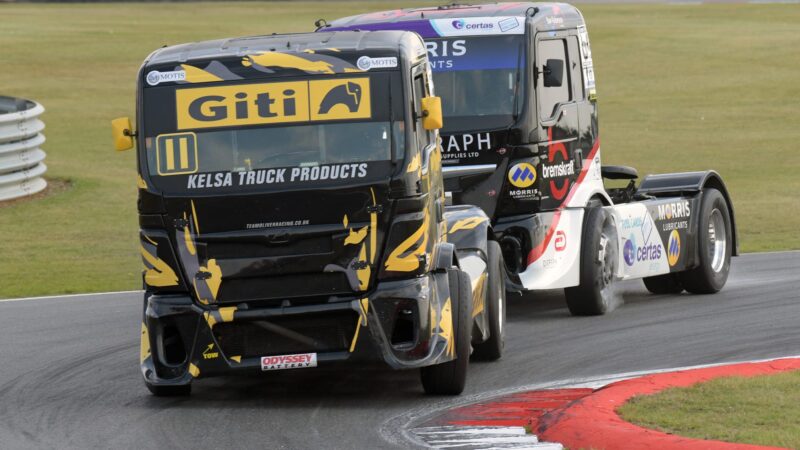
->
xmin=202 ymin=343 xmax=219 ymax=360
xmin=175 ymin=78 xmax=371 ymax=130
xmin=508 ymin=162 xmax=537 ymax=188
xmin=156 ymin=132 xmax=198 ymax=176
xmin=667 ymin=229 xmax=681 ymax=267
xmin=319 ymin=82 xmax=362 ymax=114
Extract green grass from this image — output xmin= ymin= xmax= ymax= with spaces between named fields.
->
xmin=619 ymin=371 xmax=800 ymax=448
xmin=0 ymin=3 xmax=798 ymax=298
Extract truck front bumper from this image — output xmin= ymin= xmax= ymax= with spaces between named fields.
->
xmin=140 ymin=271 xmax=454 ymax=387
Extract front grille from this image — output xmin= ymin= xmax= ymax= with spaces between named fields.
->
xmin=213 ymin=311 xmax=358 ymax=359
xmin=216 ymin=272 xmax=353 ymax=303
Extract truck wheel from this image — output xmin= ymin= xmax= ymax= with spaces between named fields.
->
xmin=680 ymin=188 xmax=732 ymax=294
xmin=420 ymin=269 xmax=472 ymax=395
xmin=472 ymin=240 xmax=505 ymax=361
xmin=145 ymin=381 xmax=191 ymax=397
xmin=565 ymin=207 xmax=618 ymax=316
xmin=643 ymin=273 xmax=684 ymax=294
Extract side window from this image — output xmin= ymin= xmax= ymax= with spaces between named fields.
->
xmin=537 ymin=39 xmax=571 ymax=120
xmin=413 ymin=73 xmax=431 ymax=148
xmin=567 ymin=36 xmax=584 ymax=101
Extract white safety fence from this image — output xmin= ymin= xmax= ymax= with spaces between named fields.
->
xmin=0 ymin=96 xmax=47 ymax=202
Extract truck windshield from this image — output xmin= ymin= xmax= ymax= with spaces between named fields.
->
xmin=426 ymin=35 xmax=525 ymax=131
xmin=140 ymin=73 xmax=404 ymax=194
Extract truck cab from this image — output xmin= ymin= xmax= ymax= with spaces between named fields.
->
xmin=324 ymin=3 xmax=737 ymax=315
xmin=114 ymin=30 xmax=504 ymax=396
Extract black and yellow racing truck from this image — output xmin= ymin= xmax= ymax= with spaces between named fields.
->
xmin=112 ymin=30 xmax=505 ymax=396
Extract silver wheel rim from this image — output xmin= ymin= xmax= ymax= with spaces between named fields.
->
xmin=497 ymin=281 xmax=504 ymax=336
xmin=708 ymin=208 xmax=727 ymax=273
xmin=598 ymin=233 xmax=614 ymax=289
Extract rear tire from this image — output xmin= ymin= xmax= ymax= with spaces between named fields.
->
xmin=145 ymin=381 xmax=191 ymax=397
xmin=680 ymin=188 xmax=732 ymax=294
xmin=643 ymin=273 xmax=684 ymax=294
xmin=565 ymin=207 xmax=618 ymax=316
xmin=421 ymin=269 xmax=472 ymax=395
xmin=472 ymin=240 xmax=505 ymax=361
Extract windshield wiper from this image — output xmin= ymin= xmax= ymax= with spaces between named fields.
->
xmin=512 ymin=42 xmax=524 ymax=120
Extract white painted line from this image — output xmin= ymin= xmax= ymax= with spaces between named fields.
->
xmin=413 ymin=426 xmax=558 ymax=449
xmin=0 ymin=290 xmax=143 ymax=304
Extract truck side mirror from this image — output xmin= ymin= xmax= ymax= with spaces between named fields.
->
xmin=421 ymin=96 xmax=443 ymax=130
xmin=543 ymin=59 xmax=564 ymax=87
xmin=111 ymin=117 xmax=135 ymax=151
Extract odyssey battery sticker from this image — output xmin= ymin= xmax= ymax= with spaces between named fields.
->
xmin=175 ymin=78 xmax=371 ymax=130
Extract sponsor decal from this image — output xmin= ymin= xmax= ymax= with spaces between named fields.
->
xmin=555 ymin=230 xmax=566 ymax=251
xmin=662 ymin=220 xmax=689 ymax=232
xmin=185 ymin=163 xmax=369 ymax=189
xmin=623 ymin=234 xmax=662 ymax=267
xmin=202 ymin=343 xmax=219 ymax=360
xmin=656 ymin=200 xmax=691 ymax=221
xmin=667 ymin=229 xmax=681 ymax=267
xmin=429 ymin=16 xmax=524 ymax=36
xmin=545 ymin=16 xmax=564 ymax=26
xmin=541 ymin=160 xmax=575 ymax=179
xmin=441 ymin=133 xmax=491 ymax=161
xmin=175 ymin=77 xmax=370 ymax=130
xmin=246 ymin=219 xmax=309 ymax=230
xmin=545 ymin=128 xmax=573 ymax=201
xmin=156 ymin=132 xmax=198 ymax=176
xmin=356 ymin=56 xmax=398 ymax=71
xmin=261 ymin=352 xmax=318 ymax=371
xmin=146 ymin=70 xmax=186 ymax=86
xmin=508 ymin=162 xmax=537 ymax=188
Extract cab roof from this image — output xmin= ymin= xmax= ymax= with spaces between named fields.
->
xmin=145 ymin=30 xmax=422 ymax=67
xmin=324 ymin=2 xmax=584 ymax=36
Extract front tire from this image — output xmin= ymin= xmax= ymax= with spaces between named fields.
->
xmin=565 ymin=206 xmax=618 ymax=316
xmin=472 ymin=240 xmax=506 ymax=361
xmin=680 ymin=188 xmax=732 ymax=293
xmin=421 ymin=269 xmax=472 ymax=395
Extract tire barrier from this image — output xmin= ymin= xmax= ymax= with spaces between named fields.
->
xmin=0 ymin=96 xmax=47 ymax=202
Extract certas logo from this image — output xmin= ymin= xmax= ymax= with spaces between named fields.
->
xmin=452 ymin=19 xmax=465 ymax=29
xmin=508 ymin=162 xmax=536 ymax=188
xmin=175 ymin=78 xmax=371 ymax=130
xmin=319 ymin=81 xmax=361 ymax=114
xmin=657 ymin=200 xmax=691 ymax=221
xmin=667 ymin=229 xmax=681 ymax=267
xmin=545 ymin=128 xmax=574 ymax=201
xmin=623 ymin=234 xmax=662 ymax=266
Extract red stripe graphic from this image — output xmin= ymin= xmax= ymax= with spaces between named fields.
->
xmin=527 ymin=137 xmax=600 ymax=265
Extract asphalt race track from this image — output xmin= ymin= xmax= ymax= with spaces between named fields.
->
xmin=0 ymin=251 xmax=797 ymax=449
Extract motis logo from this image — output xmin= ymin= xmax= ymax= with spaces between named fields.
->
xmin=319 ymin=82 xmax=362 ymax=114
xmin=508 ymin=162 xmax=537 ymax=188
xmin=667 ymin=229 xmax=681 ymax=267
xmin=623 ymin=236 xmax=636 ymax=266
xmin=452 ymin=19 xmax=465 ymax=29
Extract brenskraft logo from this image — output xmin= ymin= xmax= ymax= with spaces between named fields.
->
xmin=541 ymin=160 xmax=575 ymax=179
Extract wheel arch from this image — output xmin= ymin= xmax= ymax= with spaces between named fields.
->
xmin=638 ymin=170 xmax=738 ymax=256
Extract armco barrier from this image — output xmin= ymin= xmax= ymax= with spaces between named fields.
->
xmin=0 ymin=96 xmax=47 ymax=202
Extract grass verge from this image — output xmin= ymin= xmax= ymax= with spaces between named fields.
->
xmin=619 ymin=371 xmax=800 ymax=448
xmin=0 ymin=3 xmax=798 ymax=297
